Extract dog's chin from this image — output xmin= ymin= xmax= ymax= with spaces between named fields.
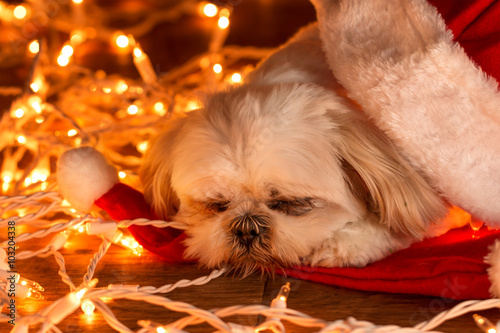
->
xmin=184 ymin=226 xmax=298 ymax=278
xmin=224 ymin=237 xmax=285 ymax=278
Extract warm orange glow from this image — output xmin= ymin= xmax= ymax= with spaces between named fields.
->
xmin=153 ymin=102 xmax=165 ymax=115
xmin=61 ymin=45 xmax=74 ymax=57
xmin=218 ymin=16 xmax=229 ymax=29
xmin=13 ymin=108 xmax=24 ymax=118
xmin=127 ymin=105 xmax=139 ymax=115
xmin=57 ymin=55 xmax=70 ymax=67
xmin=133 ymin=47 xmax=142 ymax=58
xmin=13 ymin=5 xmax=27 ymax=19
xmin=28 ymin=40 xmax=39 ymax=54
xmin=203 ymin=3 xmax=218 ymax=17
xmin=137 ymin=141 xmax=149 ymax=154
xmin=17 ymin=135 xmax=27 ymax=144
xmin=115 ymin=35 xmax=130 ymax=48
xmin=30 ymin=82 xmax=40 ymax=93
xmin=70 ymin=30 xmax=86 ymax=45
xmin=231 ymin=73 xmax=242 ymax=83
xmin=219 ymin=8 xmax=230 ymax=18
xmin=213 ymin=63 xmax=222 ymax=73
xmin=31 ymin=100 xmax=42 ymax=113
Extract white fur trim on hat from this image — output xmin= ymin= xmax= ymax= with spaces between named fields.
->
xmin=57 ymin=147 xmax=119 ymax=212
xmin=485 ymin=239 xmax=500 ymax=298
xmin=313 ymin=0 xmax=500 ymax=227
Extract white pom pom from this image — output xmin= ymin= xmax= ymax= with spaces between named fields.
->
xmin=485 ymin=239 xmax=500 ymax=298
xmin=57 ymin=147 xmax=119 ymax=212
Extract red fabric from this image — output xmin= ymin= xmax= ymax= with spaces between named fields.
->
xmin=280 ymin=227 xmax=500 ymax=300
xmin=427 ymin=0 xmax=500 ymax=80
xmin=95 ymin=183 xmax=192 ymax=263
xmin=92 ymin=0 xmax=500 ymax=299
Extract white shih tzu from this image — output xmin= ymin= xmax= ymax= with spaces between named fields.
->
xmin=140 ymin=25 xmax=450 ymax=275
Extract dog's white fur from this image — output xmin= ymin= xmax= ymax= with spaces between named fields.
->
xmin=140 ymin=23 xmax=456 ymax=274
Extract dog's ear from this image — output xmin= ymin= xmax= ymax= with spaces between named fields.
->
xmin=139 ymin=117 xmax=185 ymax=219
xmin=333 ymin=109 xmax=448 ymax=238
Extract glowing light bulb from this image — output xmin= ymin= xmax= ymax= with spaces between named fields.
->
xmin=13 ymin=283 xmax=44 ymax=300
xmin=57 ymin=55 xmax=70 ymax=67
xmin=154 ymin=102 xmax=165 ymax=116
xmin=470 ymin=218 xmax=484 ymax=232
xmin=31 ymin=101 xmax=42 ymax=114
xmin=13 ymin=108 xmax=24 ymax=118
xmin=231 ymin=73 xmax=242 ymax=83
xmin=118 ymin=171 xmax=126 ymax=179
xmin=157 ymin=327 xmax=167 ymax=333
xmin=17 ymin=136 xmax=27 ymax=144
xmin=13 ymin=5 xmax=27 ymax=19
xmin=218 ymin=16 xmax=229 ymax=29
xmin=30 ymin=82 xmax=39 ymax=93
xmin=117 ymin=235 xmax=143 ymax=256
xmin=19 ymin=277 xmax=44 ymax=292
xmin=213 ymin=63 xmax=222 ymax=73
xmin=186 ymin=100 xmax=200 ymax=111
xmin=133 ymin=47 xmax=142 ymax=58
xmin=115 ymin=34 xmax=129 ymax=48
xmin=117 ymin=81 xmax=128 ymax=94
xmin=61 ymin=45 xmax=74 ymax=57
xmin=276 ymin=282 xmax=290 ymax=303
xmin=35 ymin=116 xmax=44 ymax=123
xmin=67 ymin=129 xmax=77 ymax=137
xmin=136 ymin=141 xmax=149 ymax=154
xmin=70 ymin=30 xmax=85 ymax=45
xmin=219 ymin=8 xmax=230 ymax=18
xmin=81 ymin=299 xmax=95 ymax=316
xmin=72 ymin=0 xmax=83 ymax=3
xmin=474 ymin=314 xmax=497 ymax=333
xmin=47 ymin=290 xmax=86 ymax=325
xmin=127 ymin=104 xmax=139 ymax=115
xmin=28 ymin=40 xmax=39 ymax=54
xmin=203 ymin=3 xmax=218 ymax=17
xmin=31 ymin=170 xmax=48 ymax=182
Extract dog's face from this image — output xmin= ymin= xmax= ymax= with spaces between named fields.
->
xmin=140 ymin=83 xmax=446 ymax=274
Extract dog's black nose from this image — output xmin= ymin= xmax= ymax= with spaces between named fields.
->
xmin=231 ymin=214 xmax=267 ymax=247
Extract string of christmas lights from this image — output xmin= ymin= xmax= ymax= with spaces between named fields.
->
xmin=0 ymin=0 xmax=499 ymax=332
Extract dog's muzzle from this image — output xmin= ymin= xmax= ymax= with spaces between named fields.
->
xmin=229 ymin=213 xmax=270 ymax=247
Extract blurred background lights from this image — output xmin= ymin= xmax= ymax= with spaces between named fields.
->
xmin=231 ymin=73 xmax=241 ymax=83
xmin=203 ymin=3 xmax=218 ymax=17
xmin=213 ymin=63 xmax=222 ymax=73
xmin=61 ymin=45 xmax=74 ymax=57
xmin=115 ymin=34 xmax=130 ymax=48
xmin=127 ymin=104 xmax=139 ymax=115
xmin=57 ymin=55 xmax=70 ymax=67
xmin=13 ymin=5 xmax=27 ymax=19
xmin=28 ymin=40 xmax=39 ymax=54
xmin=218 ymin=16 xmax=229 ymax=29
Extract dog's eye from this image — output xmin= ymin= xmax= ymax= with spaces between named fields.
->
xmin=205 ymin=201 xmax=230 ymax=213
xmin=267 ymin=198 xmax=314 ymax=216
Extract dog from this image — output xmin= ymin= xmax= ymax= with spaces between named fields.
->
xmin=140 ymin=24 xmax=451 ymax=276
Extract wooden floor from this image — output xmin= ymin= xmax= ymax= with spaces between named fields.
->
xmin=0 ymin=228 xmax=496 ymax=333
